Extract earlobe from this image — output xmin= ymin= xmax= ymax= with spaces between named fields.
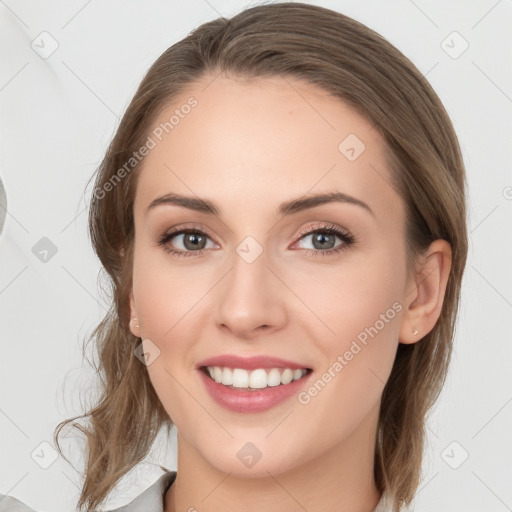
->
xmin=129 ymin=289 xmax=141 ymax=338
xmin=399 ymin=239 xmax=452 ymax=344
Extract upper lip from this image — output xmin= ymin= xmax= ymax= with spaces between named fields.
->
xmin=196 ymin=354 xmax=311 ymax=371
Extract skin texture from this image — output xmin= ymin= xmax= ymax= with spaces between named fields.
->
xmin=128 ymin=74 xmax=451 ymax=512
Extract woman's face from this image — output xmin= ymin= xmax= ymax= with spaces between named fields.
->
xmin=129 ymin=74 xmax=415 ymax=477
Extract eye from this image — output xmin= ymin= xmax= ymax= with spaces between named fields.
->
xmin=157 ymin=226 xmax=217 ymax=258
xmin=293 ymin=223 xmax=355 ymax=257
xmin=157 ymin=222 xmax=355 ymax=258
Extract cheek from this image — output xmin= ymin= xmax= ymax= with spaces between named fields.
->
xmin=292 ymin=249 xmax=405 ymax=405
xmin=290 ymin=246 xmax=406 ymax=345
xmin=292 ymin=279 xmax=403 ymax=448
xmin=132 ymin=244 xmax=207 ymax=339
xmin=131 ymin=246 xmax=212 ymax=418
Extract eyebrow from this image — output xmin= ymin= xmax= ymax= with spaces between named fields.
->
xmin=145 ymin=191 xmax=374 ymax=218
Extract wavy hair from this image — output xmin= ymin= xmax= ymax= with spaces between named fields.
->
xmin=54 ymin=3 xmax=468 ymax=510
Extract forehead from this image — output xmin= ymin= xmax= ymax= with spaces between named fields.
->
xmin=134 ymin=74 xmax=402 ymax=222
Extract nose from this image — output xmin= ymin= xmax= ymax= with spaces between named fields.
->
xmin=214 ymin=244 xmax=288 ymax=341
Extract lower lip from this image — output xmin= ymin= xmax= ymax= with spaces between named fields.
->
xmin=198 ymin=369 xmax=312 ymax=413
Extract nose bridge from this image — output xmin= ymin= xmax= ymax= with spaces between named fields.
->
xmin=225 ymin=236 xmax=273 ymax=305
xmin=214 ymin=235 xmax=286 ymax=336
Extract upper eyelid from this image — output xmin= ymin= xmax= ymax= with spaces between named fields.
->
xmin=295 ymin=222 xmax=350 ymax=237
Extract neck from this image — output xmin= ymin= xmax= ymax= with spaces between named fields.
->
xmin=165 ymin=404 xmax=381 ymax=512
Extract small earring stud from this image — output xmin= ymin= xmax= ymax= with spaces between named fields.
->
xmin=412 ymin=328 xmax=419 ymax=335
xmin=132 ymin=318 xmax=140 ymax=329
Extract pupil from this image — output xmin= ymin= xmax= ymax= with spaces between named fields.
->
xmin=314 ymin=233 xmax=333 ymax=249
xmin=184 ymin=233 xmax=205 ymax=250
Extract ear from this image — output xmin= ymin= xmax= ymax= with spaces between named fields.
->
xmin=129 ymin=288 xmax=141 ymax=338
xmin=399 ymin=239 xmax=452 ymax=344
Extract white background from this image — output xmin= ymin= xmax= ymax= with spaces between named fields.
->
xmin=1 ymin=0 xmax=511 ymax=510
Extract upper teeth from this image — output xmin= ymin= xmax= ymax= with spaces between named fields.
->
xmin=206 ymin=366 xmax=307 ymax=389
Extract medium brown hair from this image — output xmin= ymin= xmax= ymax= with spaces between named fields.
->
xmin=54 ymin=3 xmax=468 ymax=510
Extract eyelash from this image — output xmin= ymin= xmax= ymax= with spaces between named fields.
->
xmin=156 ymin=223 xmax=355 ymax=258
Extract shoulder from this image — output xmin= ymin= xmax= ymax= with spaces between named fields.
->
xmin=0 ymin=472 xmax=177 ymax=512
xmin=0 ymin=495 xmax=37 ymax=512
xmin=105 ymin=471 xmax=176 ymax=512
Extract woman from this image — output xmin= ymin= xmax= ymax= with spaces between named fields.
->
xmin=0 ymin=2 xmax=467 ymax=511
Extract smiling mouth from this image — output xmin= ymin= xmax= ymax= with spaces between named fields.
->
xmin=201 ymin=366 xmax=313 ymax=390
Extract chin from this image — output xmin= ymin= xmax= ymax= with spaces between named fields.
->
xmin=198 ymin=436 xmax=310 ymax=480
